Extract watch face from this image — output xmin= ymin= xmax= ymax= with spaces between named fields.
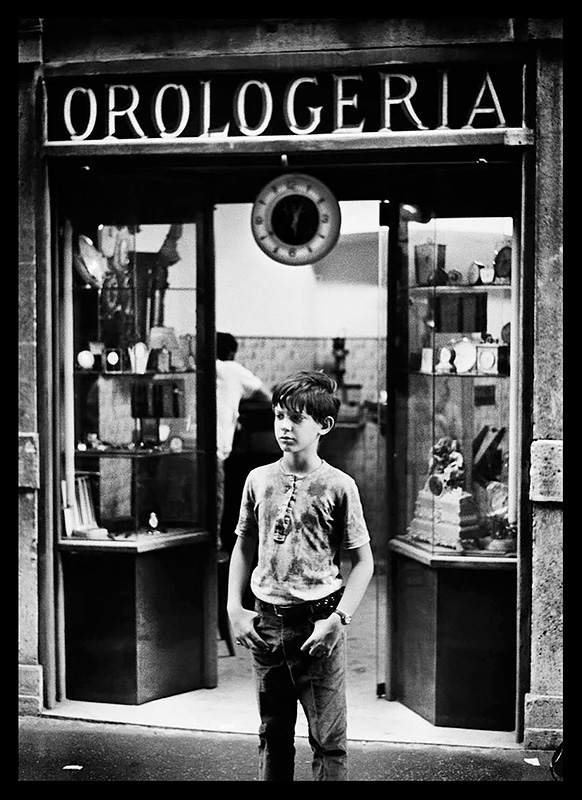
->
xmin=478 ymin=348 xmax=497 ymax=371
xmin=251 ymin=173 xmax=341 ymax=265
xmin=104 ymin=348 xmax=122 ymax=372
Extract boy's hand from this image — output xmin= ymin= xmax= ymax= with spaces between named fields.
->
xmin=300 ymin=614 xmax=343 ymax=658
xmin=228 ymin=607 xmax=269 ymax=650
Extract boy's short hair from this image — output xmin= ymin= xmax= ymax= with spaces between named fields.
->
xmin=271 ymin=370 xmax=341 ymax=424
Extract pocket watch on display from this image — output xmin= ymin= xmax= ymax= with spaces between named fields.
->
xmin=251 ymin=173 xmax=341 ymax=265
xmin=104 ymin=348 xmax=123 ymax=372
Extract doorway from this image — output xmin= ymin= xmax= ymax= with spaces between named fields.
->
xmin=214 ymin=197 xmax=389 ymax=702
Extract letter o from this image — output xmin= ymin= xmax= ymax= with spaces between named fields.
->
xmin=153 ymin=83 xmax=190 ymax=138
xmin=63 ymin=87 xmax=97 ymax=141
xmin=234 ymin=80 xmax=273 ymax=136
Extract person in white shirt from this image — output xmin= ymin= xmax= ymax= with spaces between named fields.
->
xmin=216 ymin=332 xmax=271 ymax=555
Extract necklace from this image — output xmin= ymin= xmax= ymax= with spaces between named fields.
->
xmin=279 ymin=458 xmax=324 ymax=480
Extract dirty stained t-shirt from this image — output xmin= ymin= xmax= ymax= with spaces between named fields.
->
xmin=235 ymin=459 xmax=370 ymax=605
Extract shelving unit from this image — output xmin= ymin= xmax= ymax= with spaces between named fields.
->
xmin=60 ymin=217 xmax=217 ymax=704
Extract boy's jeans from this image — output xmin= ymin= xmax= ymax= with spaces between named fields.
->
xmin=251 ymin=604 xmax=348 ymax=781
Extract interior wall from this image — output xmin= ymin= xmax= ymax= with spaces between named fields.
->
xmin=215 ymin=201 xmax=383 ymax=339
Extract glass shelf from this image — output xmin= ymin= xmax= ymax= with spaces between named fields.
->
xmin=411 ymin=371 xmax=511 ymax=378
xmin=75 ymin=447 xmax=199 ymax=458
xmin=409 ymin=284 xmax=511 ymax=294
xmin=74 ymin=369 xmax=198 ymax=376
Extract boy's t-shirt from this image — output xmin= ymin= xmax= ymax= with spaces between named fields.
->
xmin=235 ymin=459 xmax=370 ymax=605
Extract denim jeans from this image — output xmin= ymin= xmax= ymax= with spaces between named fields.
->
xmin=251 ymin=603 xmax=348 ymax=781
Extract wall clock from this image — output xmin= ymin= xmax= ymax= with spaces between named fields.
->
xmin=251 ymin=173 xmax=341 ymax=265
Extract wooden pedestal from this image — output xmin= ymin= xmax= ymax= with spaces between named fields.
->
xmin=62 ymin=541 xmax=215 ymax=704
xmin=393 ymin=549 xmax=517 ymax=730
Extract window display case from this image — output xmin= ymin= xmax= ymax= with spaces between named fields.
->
xmin=64 ymin=222 xmax=206 ymax=546
xmin=390 ymin=214 xmax=516 ymax=560
xmin=386 ymin=208 xmax=518 ymax=731
xmin=58 ymin=199 xmax=217 ymax=704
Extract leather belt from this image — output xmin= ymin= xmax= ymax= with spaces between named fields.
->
xmin=256 ymin=588 xmax=344 ymax=620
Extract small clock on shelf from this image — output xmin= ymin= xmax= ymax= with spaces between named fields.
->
xmin=476 ymin=343 xmax=510 ymax=375
xmin=104 ymin=348 xmax=123 ymax=372
xmin=251 ymin=173 xmax=341 ymax=266
xmin=478 ymin=262 xmax=496 ymax=285
xmin=467 ymin=261 xmax=483 ymax=285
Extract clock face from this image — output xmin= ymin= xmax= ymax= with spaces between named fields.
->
xmin=479 ymin=349 xmax=497 ymax=371
xmin=251 ymin=174 xmax=341 ymax=265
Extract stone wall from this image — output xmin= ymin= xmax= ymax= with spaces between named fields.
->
xmin=523 ymin=44 xmax=563 ymax=749
xmin=18 ymin=45 xmax=43 ymax=714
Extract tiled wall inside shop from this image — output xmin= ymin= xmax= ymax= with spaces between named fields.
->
xmin=236 ymin=336 xmax=386 ymax=402
xmin=236 ymin=336 xmax=389 ymax=563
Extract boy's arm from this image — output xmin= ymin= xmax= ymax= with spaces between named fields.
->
xmin=227 ymin=534 xmax=255 ymax=612
xmin=300 ymin=541 xmax=374 ymax=657
xmin=334 ymin=541 xmax=375 ymax=619
xmin=227 ymin=534 xmax=268 ymax=649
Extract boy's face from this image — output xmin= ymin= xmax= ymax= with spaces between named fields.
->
xmin=273 ymin=403 xmax=331 ymax=456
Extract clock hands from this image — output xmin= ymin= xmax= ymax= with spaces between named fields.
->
xmin=288 ymin=202 xmax=303 ymax=237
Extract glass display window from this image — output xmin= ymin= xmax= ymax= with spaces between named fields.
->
xmin=390 ymin=211 xmax=516 ymax=560
xmin=63 ymin=217 xmax=209 ymax=544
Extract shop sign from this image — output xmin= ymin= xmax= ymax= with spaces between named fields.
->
xmin=46 ymin=66 xmax=523 ymax=143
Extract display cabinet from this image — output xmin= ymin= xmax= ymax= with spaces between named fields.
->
xmin=59 ymin=211 xmax=217 ymax=704
xmin=390 ymin=214 xmax=516 ymax=558
xmin=386 ymin=209 xmax=517 ymax=730
xmin=65 ymin=223 xmax=205 ymax=543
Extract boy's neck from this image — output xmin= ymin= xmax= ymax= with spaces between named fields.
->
xmin=280 ymin=452 xmax=322 ymax=477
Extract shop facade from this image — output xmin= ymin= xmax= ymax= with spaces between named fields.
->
xmin=18 ymin=19 xmax=563 ymax=748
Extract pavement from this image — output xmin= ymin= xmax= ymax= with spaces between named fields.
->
xmin=18 ymin=715 xmax=557 ymax=782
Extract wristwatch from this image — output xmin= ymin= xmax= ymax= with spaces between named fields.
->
xmin=333 ymin=609 xmax=353 ymax=625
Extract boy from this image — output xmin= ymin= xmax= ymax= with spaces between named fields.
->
xmin=227 ymin=370 xmax=374 ymax=781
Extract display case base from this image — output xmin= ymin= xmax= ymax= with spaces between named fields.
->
xmin=62 ymin=542 xmax=216 ymax=704
xmin=392 ymin=548 xmax=516 ymax=730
